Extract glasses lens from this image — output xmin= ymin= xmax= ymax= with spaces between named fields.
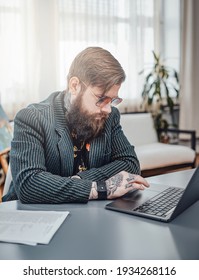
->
xmin=96 ymin=96 xmax=112 ymax=108
xmin=96 ymin=97 xmax=123 ymax=108
xmin=111 ymin=98 xmax=123 ymax=106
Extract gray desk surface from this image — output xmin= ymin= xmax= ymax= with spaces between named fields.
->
xmin=0 ymin=168 xmax=199 ymax=260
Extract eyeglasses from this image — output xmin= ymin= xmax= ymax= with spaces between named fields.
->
xmin=81 ymin=81 xmax=123 ymax=108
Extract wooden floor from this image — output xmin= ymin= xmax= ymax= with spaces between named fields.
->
xmin=0 ymin=185 xmax=3 ymax=202
xmin=196 ymin=153 xmax=199 ymax=166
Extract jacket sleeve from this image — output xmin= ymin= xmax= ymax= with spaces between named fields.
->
xmin=10 ymin=108 xmax=92 ymax=204
xmin=77 ymin=108 xmax=141 ymax=181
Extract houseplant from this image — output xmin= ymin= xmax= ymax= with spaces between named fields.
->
xmin=139 ymin=51 xmax=180 ymax=133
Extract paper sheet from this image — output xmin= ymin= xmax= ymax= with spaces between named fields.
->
xmin=0 ymin=210 xmax=69 ymax=246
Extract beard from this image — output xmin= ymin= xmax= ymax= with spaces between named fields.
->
xmin=66 ymin=94 xmax=109 ymax=142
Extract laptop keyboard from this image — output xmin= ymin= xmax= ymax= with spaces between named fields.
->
xmin=133 ymin=187 xmax=184 ymax=217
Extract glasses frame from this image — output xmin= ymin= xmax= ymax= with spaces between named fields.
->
xmin=81 ymin=81 xmax=123 ymax=108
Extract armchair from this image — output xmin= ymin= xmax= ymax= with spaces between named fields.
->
xmin=120 ymin=113 xmax=196 ymax=177
xmin=0 ymin=148 xmax=10 ymax=201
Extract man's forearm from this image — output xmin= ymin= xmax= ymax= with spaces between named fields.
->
xmin=78 ymin=156 xmax=140 ymax=182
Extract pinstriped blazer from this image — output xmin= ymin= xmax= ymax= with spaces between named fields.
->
xmin=3 ymin=91 xmax=140 ymax=203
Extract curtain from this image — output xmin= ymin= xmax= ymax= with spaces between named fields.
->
xmin=58 ymin=0 xmax=155 ymax=112
xmin=0 ymin=0 xmax=154 ymax=119
xmin=180 ymin=0 xmax=199 ymax=137
xmin=0 ymin=0 xmax=59 ymax=118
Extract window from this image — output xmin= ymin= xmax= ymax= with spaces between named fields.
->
xmin=58 ymin=0 xmax=155 ymax=105
xmin=0 ymin=0 xmax=26 ymax=116
xmin=0 ymin=0 xmax=180 ymax=117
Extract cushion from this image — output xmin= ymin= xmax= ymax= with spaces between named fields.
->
xmin=136 ymin=143 xmax=196 ymax=170
xmin=120 ymin=113 xmax=158 ymax=146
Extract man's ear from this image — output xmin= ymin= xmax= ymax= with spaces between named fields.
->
xmin=69 ymin=77 xmax=81 ymax=97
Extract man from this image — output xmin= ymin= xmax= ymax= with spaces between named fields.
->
xmin=3 ymin=47 xmax=149 ymax=203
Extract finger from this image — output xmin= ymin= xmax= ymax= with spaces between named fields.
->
xmin=128 ymin=175 xmax=150 ymax=187
xmin=140 ymin=179 xmax=150 ymax=187
xmin=125 ymin=182 xmax=148 ymax=190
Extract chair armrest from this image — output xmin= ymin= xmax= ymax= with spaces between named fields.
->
xmin=0 ymin=148 xmax=11 ymax=174
xmin=157 ymin=128 xmax=196 ymax=151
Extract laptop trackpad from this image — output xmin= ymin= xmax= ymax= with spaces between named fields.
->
xmin=109 ymin=186 xmax=163 ymax=210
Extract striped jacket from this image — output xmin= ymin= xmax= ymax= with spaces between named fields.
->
xmin=3 ymin=91 xmax=140 ymax=203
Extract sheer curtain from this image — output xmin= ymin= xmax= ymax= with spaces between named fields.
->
xmin=0 ymin=0 xmax=59 ymax=118
xmin=58 ymin=0 xmax=155 ymax=112
xmin=0 ymin=0 xmax=37 ymax=117
xmin=180 ymin=0 xmax=199 ymax=137
xmin=0 ymin=0 xmax=154 ymax=119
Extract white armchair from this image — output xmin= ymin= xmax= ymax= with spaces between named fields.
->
xmin=120 ymin=113 xmax=196 ymax=177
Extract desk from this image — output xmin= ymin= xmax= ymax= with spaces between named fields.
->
xmin=0 ymin=169 xmax=198 ymax=260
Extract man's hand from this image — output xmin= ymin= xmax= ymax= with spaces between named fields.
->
xmin=105 ymin=171 xmax=149 ymax=199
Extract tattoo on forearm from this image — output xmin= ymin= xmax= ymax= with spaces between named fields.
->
xmin=106 ymin=173 xmax=123 ymax=196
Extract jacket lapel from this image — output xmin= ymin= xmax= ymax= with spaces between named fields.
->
xmin=53 ymin=92 xmax=74 ymax=176
xmin=56 ymin=127 xmax=74 ymax=176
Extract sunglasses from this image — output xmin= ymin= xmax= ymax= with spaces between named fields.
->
xmin=81 ymin=81 xmax=123 ymax=108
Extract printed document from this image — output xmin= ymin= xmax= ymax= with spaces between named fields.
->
xmin=0 ymin=210 xmax=69 ymax=245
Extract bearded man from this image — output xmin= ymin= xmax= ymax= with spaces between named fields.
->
xmin=3 ymin=47 xmax=149 ymax=203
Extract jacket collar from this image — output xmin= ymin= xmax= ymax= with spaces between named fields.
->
xmin=53 ymin=91 xmax=69 ymax=133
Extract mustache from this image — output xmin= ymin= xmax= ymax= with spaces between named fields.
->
xmin=93 ymin=112 xmax=109 ymax=119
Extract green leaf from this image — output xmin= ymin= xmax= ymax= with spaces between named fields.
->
xmin=174 ymin=70 xmax=179 ymax=83
xmin=140 ymin=50 xmax=180 ymax=128
xmin=148 ymin=97 xmax=153 ymax=105
xmin=167 ymin=96 xmax=174 ymax=113
xmin=146 ymin=72 xmax=153 ymax=82
xmin=163 ymin=81 xmax=169 ymax=97
xmin=152 ymin=51 xmax=159 ymax=62
xmin=173 ymin=87 xmax=179 ymax=98
xmin=138 ymin=69 xmax=144 ymax=75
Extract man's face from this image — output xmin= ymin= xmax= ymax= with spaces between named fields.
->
xmin=66 ymin=84 xmax=121 ymax=142
xmin=81 ymin=84 xmax=121 ymax=115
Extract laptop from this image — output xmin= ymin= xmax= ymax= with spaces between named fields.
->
xmin=105 ymin=167 xmax=199 ymax=222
